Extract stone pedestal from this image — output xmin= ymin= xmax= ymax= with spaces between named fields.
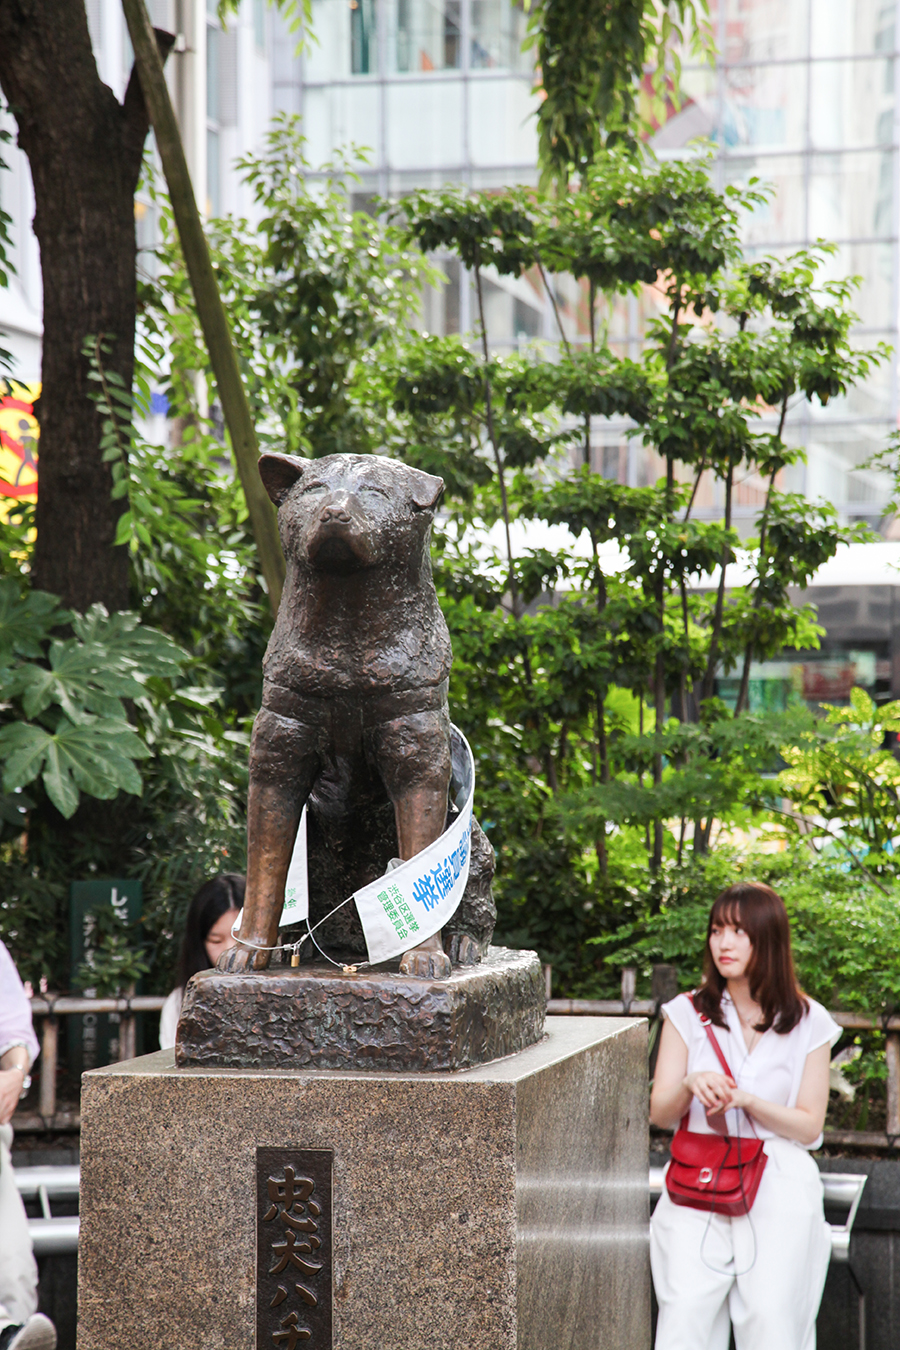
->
xmin=77 ymin=1017 xmax=649 ymax=1350
xmin=177 ymin=945 xmax=545 ymax=1072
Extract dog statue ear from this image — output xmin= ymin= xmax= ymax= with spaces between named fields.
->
xmin=258 ymin=453 xmax=306 ymax=506
xmin=409 ymin=468 xmax=444 ymax=511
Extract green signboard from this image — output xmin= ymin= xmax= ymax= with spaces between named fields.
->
xmin=69 ymin=878 xmax=143 ymax=1076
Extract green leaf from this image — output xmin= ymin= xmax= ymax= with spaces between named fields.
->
xmin=0 ymin=579 xmax=65 ymax=667
xmin=40 ymin=739 xmax=81 ymax=817
xmin=0 ymin=716 xmax=149 ymax=818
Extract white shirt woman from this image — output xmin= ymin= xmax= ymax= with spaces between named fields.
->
xmin=158 ymin=875 xmax=244 ymax=1051
xmin=649 ymin=881 xmax=838 ymax=1350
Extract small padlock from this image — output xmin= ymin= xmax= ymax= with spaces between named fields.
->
xmin=291 ymin=949 xmax=300 ymax=968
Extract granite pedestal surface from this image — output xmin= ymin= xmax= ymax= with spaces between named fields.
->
xmin=77 ymin=1016 xmax=649 ymax=1350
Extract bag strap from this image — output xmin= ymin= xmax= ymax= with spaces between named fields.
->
xmin=690 ymin=994 xmax=736 ymax=1079
xmin=675 ymin=993 xmax=734 ymax=1133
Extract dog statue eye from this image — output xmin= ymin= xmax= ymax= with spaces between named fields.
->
xmin=359 ymin=484 xmax=388 ymax=497
xmin=302 ymin=482 xmax=327 ymax=494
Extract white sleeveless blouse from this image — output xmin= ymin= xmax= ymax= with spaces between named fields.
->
xmin=662 ymin=990 xmax=841 ymax=1150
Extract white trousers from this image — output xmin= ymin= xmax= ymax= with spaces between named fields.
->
xmin=0 ymin=1124 xmax=39 ymax=1328
xmin=650 ymin=1138 xmax=832 ymax=1350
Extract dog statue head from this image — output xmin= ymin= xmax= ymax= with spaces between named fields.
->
xmin=259 ymin=452 xmax=444 ymax=575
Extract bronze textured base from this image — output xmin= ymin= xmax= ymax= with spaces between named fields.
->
xmin=175 ymin=945 xmax=545 ymax=1072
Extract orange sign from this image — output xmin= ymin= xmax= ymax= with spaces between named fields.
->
xmin=0 ymin=381 xmax=40 ymax=505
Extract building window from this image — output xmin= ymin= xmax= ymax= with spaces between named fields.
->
xmin=444 ymin=0 xmax=461 ymax=68
xmin=351 ymin=0 xmax=376 ymax=74
xmin=254 ymin=0 xmax=266 ymax=49
xmin=470 ymin=0 xmax=527 ymax=70
xmin=206 ymin=130 xmax=221 ymax=216
xmin=396 ymin=0 xmax=461 ymax=72
xmin=207 ymin=3 xmax=221 ymax=215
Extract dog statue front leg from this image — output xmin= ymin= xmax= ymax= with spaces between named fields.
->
xmin=390 ymin=785 xmax=453 ymax=979
xmin=219 ymin=709 xmax=319 ymax=973
xmin=218 ymin=782 xmax=300 ymax=972
xmin=372 ymin=707 xmax=453 ymax=982
xmin=371 ymin=710 xmax=454 ymax=980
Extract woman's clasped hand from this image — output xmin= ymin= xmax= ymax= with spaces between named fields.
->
xmin=683 ymin=1069 xmax=738 ymax=1115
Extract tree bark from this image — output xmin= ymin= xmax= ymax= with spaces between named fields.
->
xmin=0 ymin=0 xmax=172 ymax=612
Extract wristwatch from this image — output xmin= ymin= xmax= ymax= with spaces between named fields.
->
xmin=7 ymin=1062 xmax=31 ymax=1097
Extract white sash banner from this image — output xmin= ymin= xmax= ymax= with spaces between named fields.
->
xmin=279 ymin=804 xmax=309 ymax=927
xmin=276 ymin=725 xmax=475 ymax=965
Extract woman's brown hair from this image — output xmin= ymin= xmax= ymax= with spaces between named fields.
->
xmin=176 ymin=873 xmax=246 ymax=991
xmin=693 ymin=882 xmax=808 ymax=1034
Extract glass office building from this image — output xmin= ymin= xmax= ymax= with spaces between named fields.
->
xmin=270 ymin=0 xmax=549 ymax=346
xmin=269 ymin=0 xmax=900 ymax=529
xmin=654 ymin=0 xmax=900 ymax=530
xmin=272 ymin=0 xmax=536 ymax=191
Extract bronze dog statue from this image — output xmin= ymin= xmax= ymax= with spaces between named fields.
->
xmin=219 ymin=452 xmax=495 ymax=979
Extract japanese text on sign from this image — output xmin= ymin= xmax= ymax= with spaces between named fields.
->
xmin=265 ymin=1167 xmax=323 ymax=1343
xmin=257 ymin=1149 xmax=332 ymax=1349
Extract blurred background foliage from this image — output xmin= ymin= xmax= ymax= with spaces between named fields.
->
xmin=2 ymin=1 xmax=900 ymax=1042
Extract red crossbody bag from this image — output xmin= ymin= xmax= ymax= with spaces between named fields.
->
xmin=665 ymin=997 xmax=768 ymax=1216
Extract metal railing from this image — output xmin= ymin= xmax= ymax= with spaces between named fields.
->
xmin=649 ymin=1167 xmax=867 ymax=1263
xmin=16 ymin=1163 xmax=869 ymax=1262
xmin=14 ymin=1164 xmax=80 ymax=1255
xmin=14 ymin=994 xmax=166 ymax=1130
xmin=13 ymin=976 xmax=900 ymax=1147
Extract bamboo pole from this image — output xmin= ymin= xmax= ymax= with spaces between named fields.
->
xmin=887 ymin=1032 xmax=900 ymax=1136
xmin=29 ymin=995 xmax=166 ymax=1015
xmin=118 ymin=1014 xmax=137 ymax=1063
xmin=39 ymin=1017 xmax=57 ymax=1121
xmin=121 ymin=0 xmax=285 ymax=614
xmin=117 ymin=985 xmax=138 ymax=1062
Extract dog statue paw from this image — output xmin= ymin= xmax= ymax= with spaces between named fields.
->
xmin=444 ymin=933 xmax=481 ymax=967
xmin=217 ymin=943 xmax=262 ymax=974
xmin=400 ymin=935 xmax=452 ymax=980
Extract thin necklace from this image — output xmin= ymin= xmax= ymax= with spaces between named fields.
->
xmin=736 ymin=1006 xmax=762 ymax=1051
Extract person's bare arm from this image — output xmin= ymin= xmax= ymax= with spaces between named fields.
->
xmin=0 ymin=1045 xmax=30 ymax=1126
xmin=716 ymin=1042 xmax=831 ymax=1146
xmin=649 ymin=1016 xmax=735 ymax=1129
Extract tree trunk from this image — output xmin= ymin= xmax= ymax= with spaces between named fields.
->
xmin=734 ymin=397 xmax=788 ymax=716
xmin=595 ymin=689 xmax=608 ymax=877
xmin=700 ymin=459 xmax=735 ymax=702
xmin=0 ymin=0 xmax=171 ymax=612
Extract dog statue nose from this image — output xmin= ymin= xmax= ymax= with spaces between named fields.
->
xmin=321 ymin=505 xmax=352 ymax=524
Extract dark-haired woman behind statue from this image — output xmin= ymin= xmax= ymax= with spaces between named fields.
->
xmin=159 ymin=874 xmax=245 ymax=1050
xmin=649 ymin=881 xmax=840 ymax=1350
